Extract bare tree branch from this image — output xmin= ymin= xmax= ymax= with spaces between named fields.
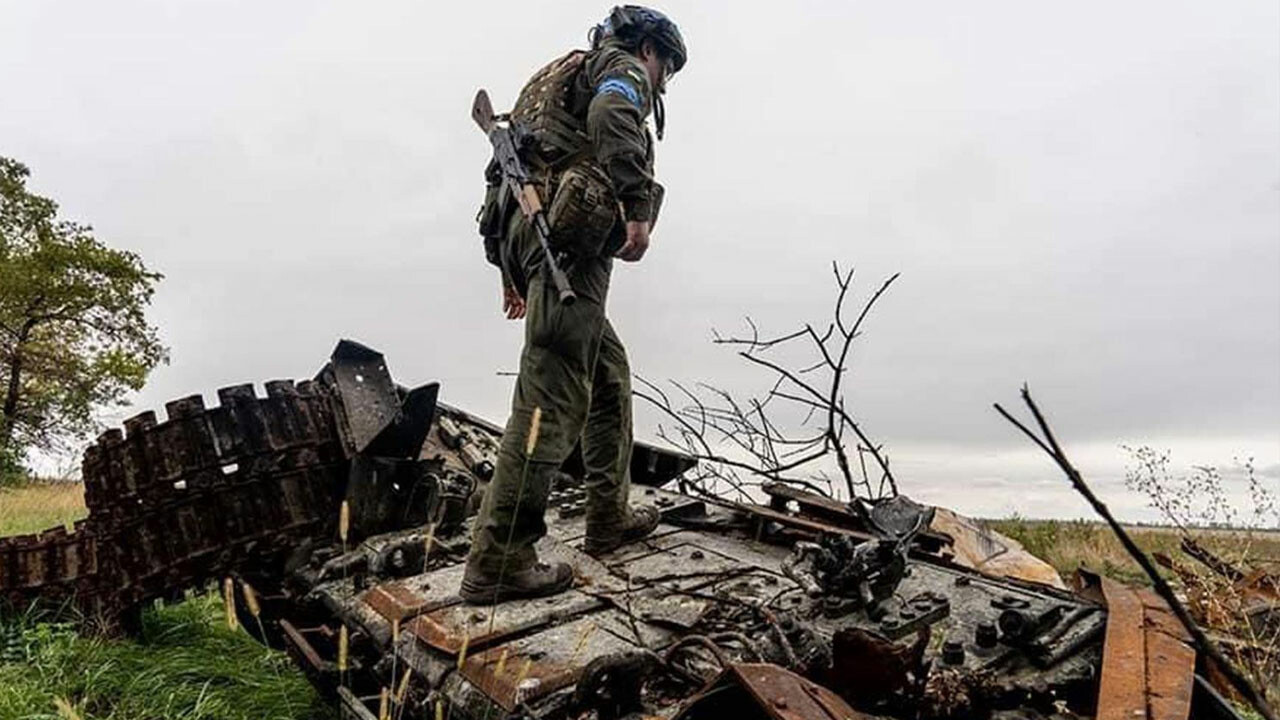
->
xmin=635 ymin=264 xmax=901 ymax=504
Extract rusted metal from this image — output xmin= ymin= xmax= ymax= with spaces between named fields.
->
xmin=4 ymin=341 xmax=1160 ymax=719
xmin=1180 ymin=537 xmax=1246 ymax=582
xmin=735 ymin=501 xmax=877 ymax=542
xmin=826 ymin=626 xmax=928 ymax=706
xmin=361 ymin=582 xmax=433 ymax=625
xmin=676 ymin=663 xmax=873 ymax=720
xmin=1161 ymin=543 xmax=1279 ymax=661
xmin=408 ymin=589 xmax=604 ymax=655
xmin=280 ymin=620 xmax=338 ymax=677
xmin=1139 ymin=588 xmax=1195 ymax=720
xmin=764 ymin=481 xmax=860 ymax=520
xmin=1093 ymin=573 xmax=1195 ymax=720
xmin=460 ymin=648 xmax=579 ymax=713
xmin=1096 ymin=576 xmax=1148 ymax=719
xmin=1241 ymin=569 xmax=1280 ymax=639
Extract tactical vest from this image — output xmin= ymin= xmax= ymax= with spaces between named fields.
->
xmin=510 ymin=50 xmax=621 ymax=259
xmin=510 ymin=50 xmax=591 ymax=171
xmin=479 ymin=49 xmax=649 ymax=270
xmin=476 ymin=52 xmax=591 ymax=271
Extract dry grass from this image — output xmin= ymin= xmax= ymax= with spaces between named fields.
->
xmin=986 ymin=517 xmax=1280 ymax=586
xmin=0 ymin=481 xmax=88 ymax=538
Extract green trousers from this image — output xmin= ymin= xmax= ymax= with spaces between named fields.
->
xmin=466 ymin=216 xmax=633 ymax=575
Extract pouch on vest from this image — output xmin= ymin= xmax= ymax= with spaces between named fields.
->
xmin=476 ymin=158 xmax=513 ymax=268
xmin=546 ymin=162 xmax=619 ymax=257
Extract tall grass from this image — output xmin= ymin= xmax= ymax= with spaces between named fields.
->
xmin=1 ymin=482 xmax=333 ymax=720
xmin=0 ymin=594 xmax=335 ymax=720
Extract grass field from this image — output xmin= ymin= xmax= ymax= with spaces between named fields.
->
xmin=985 ymin=515 xmax=1280 ymax=586
xmin=0 ymin=481 xmax=89 ymax=537
xmin=1 ymin=482 xmax=331 ymax=720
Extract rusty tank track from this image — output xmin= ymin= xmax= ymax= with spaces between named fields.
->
xmin=2 ymin=378 xmax=349 ymax=629
xmin=1 ymin=337 xmax=690 ymax=634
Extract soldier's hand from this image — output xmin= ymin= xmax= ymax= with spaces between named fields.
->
xmin=617 ymin=220 xmax=651 ymax=262
xmin=501 ymin=282 xmax=526 ymax=320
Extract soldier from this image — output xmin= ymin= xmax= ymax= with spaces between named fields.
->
xmin=462 ymin=6 xmax=687 ymax=604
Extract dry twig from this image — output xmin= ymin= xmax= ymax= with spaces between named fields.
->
xmin=636 ymin=263 xmax=899 ymax=504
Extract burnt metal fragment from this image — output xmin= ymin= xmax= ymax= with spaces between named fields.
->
xmin=825 ymin=626 xmax=928 ymax=709
xmin=975 ymin=621 xmax=998 ymax=648
xmin=942 ymin=640 xmax=966 ymax=666
xmin=675 ymin=663 xmax=874 ymax=720
xmin=571 ymin=651 xmax=656 ymax=719
xmin=781 ymin=495 xmax=929 ymax=620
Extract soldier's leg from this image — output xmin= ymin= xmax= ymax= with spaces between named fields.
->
xmin=582 ymin=320 xmax=633 ymax=524
xmin=581 ymin=320 xmax=660 ymax=554
xmin=464 ymin=261 xmax=609 ymax=591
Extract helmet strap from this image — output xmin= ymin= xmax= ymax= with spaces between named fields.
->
xmin=654 ymin=93 xmax=666 ymax=141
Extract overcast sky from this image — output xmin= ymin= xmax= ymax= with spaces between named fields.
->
xmin=3 ymin=1 xmax=1277 ymax=522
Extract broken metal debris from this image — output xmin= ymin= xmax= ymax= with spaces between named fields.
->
xmin=0 ymin=342 xmax=1229 ymax=720
xmin=781 ymin=496 xmax=931 ymax=621
xmin=1082 ymin=570 xmax=1195 ymax=720
xmin=675 ymin=663 xmax=873 ymax=720
xmin=928 ymin=507 xmax=1067 ymax=589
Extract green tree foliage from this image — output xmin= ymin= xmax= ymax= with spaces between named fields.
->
xmin=0 ymin=156 xmax=167 ymax=475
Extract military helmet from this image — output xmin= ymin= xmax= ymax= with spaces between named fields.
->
xmin=589 ymin=5 xmax=687 ymax=74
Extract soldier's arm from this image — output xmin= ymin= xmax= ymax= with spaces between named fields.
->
xmin=586 ymin=56 xmax=656 ymax=223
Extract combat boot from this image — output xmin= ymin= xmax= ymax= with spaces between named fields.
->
xmin=583 ymin=506 xmax=661 ymax=557
xmin=459 ymin=561 xmax=573 ymax=605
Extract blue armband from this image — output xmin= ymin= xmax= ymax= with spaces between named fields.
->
xmin=596 ymin=78 xmax=641 ymax=109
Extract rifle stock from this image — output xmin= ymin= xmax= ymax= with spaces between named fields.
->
xmin=471 ymin=89 xmax=576 ymax=305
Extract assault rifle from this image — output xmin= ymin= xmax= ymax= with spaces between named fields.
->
xmin=470 ymin=89 xmax=576 ymax=305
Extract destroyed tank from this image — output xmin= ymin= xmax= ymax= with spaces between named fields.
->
xmin=0 ymin=342 xmax=1243 ymax=720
